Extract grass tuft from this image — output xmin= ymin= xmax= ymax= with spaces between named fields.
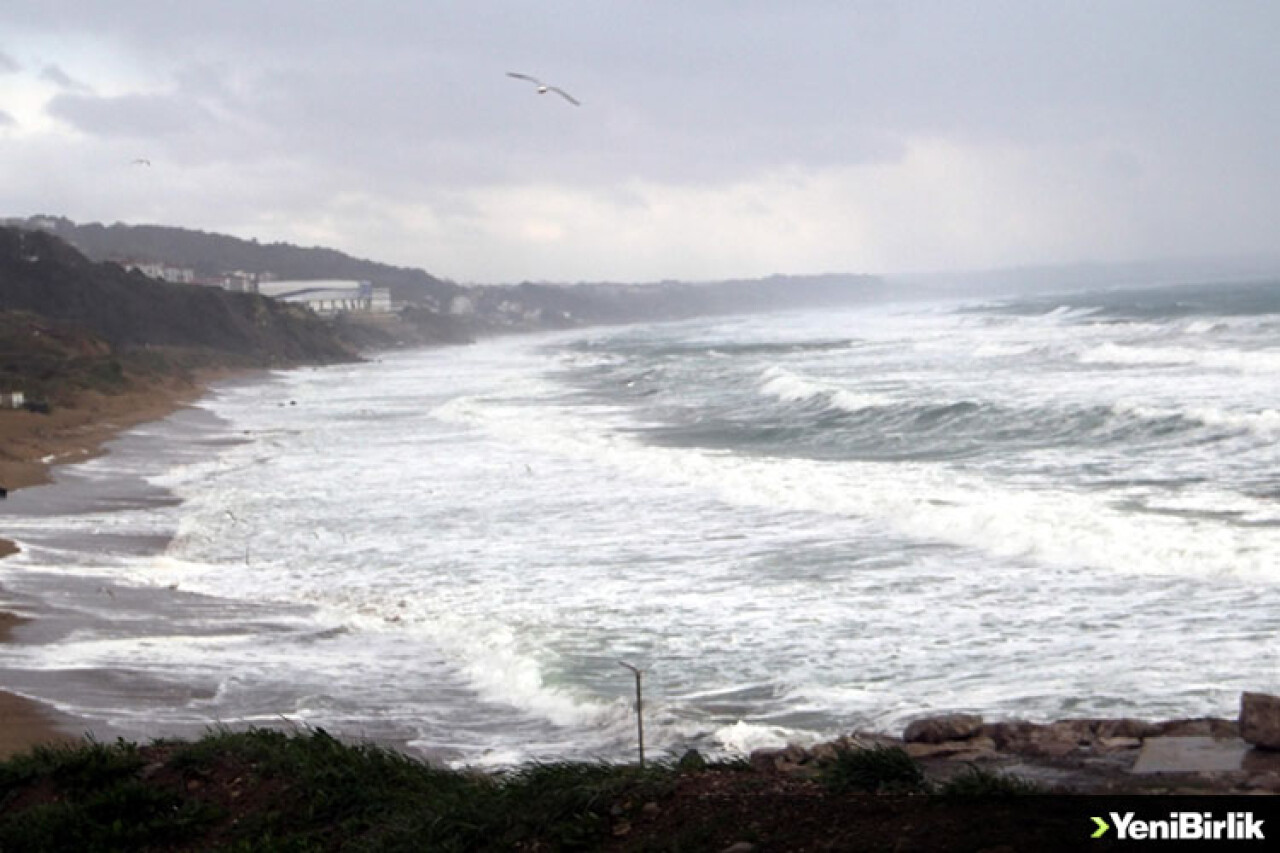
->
xmin=819 ymin=745 xmax=928 ymax=794
xmin=936 ymin=765 xmax=1044 ymax=796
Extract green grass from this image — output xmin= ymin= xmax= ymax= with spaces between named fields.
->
xmin=819 ymin=745 xmax=928 ymax=794
xmin=1 ymin=730 xmax=1042 ymax=851
xmin=935 ymin=765 xmax=1044 ymax=796
xmin=0 ymin=729 xmax=680 ymax=852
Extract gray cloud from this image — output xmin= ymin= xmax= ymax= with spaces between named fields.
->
xmin=40 ymin=63 xmax=91 ymax=91
xmin=0 ymin=50 xmax=19 ymax=73
xmin=46 ymin=91 xmax=217 ymax=138
xmin=0 ymin=109 xmax=15 ymax=127
xmin=3 ymin=1 xmax=1280 ymax=281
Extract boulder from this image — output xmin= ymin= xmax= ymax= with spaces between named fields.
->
xmin=903 ymin=713 xmax=983 ymax=744
xmin=1240 ymin=692 xmax=1280 ymax=749
xmin=904 ymin=736 xmax=997 ymax=760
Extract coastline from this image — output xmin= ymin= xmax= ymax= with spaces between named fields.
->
xmin=0 ymin=369 xmax=242 ymax=758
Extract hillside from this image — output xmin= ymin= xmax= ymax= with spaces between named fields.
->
xmin=9 ymin=216 xmax=461 ymax=307
xmin=5 ymin=217 xmax=894 ymax=335
xmin=0 ymin=226 xmax=355 ymax=364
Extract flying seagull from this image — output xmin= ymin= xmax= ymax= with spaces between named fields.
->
xmin=507 ymin=72 xmax=580 ymax=106
xmin=131 ymin=158 xmax=151 ymax=166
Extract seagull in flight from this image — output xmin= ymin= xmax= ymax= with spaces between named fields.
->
xmin=507 ymin=72 xmax=580 ymax=106
xmin=131 ymin=158 xmax=151 ymax=166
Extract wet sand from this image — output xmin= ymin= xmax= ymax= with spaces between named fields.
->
xmin=0 ymin=375 xmax=223 ymax=492
xmin=0 ymin=610 xmax=81 ymax=758
xmin=0 ymin=371 xmax=240 ymax=759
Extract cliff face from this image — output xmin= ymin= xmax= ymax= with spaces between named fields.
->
xmin=0 ymin=227 xmax=356 ymax=365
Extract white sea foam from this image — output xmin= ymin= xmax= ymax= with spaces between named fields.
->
xmin=8 ymin=299 xmax=1280 ymax=765
xmin=1080 ymin=342 xmax=1280 ymax=373
xmin=1110 ymin=399 xmax=1280 ymax=438
xmin=714 ymin=720 xmax=805 ymax=754
xmin=434 ymin=392 xmax=1280 ymax=581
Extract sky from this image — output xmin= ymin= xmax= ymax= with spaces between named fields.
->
xmin=2 ymin=1 xmax=1278 ymax=284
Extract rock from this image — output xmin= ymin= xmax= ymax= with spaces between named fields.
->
xmin=1243 ymin=771 xmax=1280 ymax=793
xmin=1241 ymin=692 xmax=1280 ymax=749
xmin=642 ymin=801 xmax=660 ymax=817
xmin=749 ymin=745 xmax=814 ymax=775
xmin=837 ymin=732 xmax=902 ymax=751
xmin=749 ymin=748 xmax=782 ymax=774
xmin=981 ymin=721 xmax=1039 ymax=752
xmin=1157 ymin=717 xmax=1238 ymax=738
xmin=721 ymin=843 xmax=756 ymax=853
xmin=1095 ymin=718 xmax=1160 ymax=740
xmin=1096 ymin=736 xmax=1143 ymax=752
xmin=809 ymin=742 xmax=839 ymax=764
xmin=903 ymin=713 xmax=983 ymax=744
xmin=904 ymin=736 xmax=997 ymax=760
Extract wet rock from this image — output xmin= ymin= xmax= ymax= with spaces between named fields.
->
xmin=1096 ymin=736 xmax=1143 ymax=752
xmin=1243 ymin=771 xmax=1280 ymax=793
xmin=1240 ymin=692 xmax=1280 ymax=749
xmin=904 ymin=736 xmax=997 ymax=760
xmin=1156 ymin=717 xmax=1238 ymax=738
xmin=749 ymin=748 xmax=782 ymax=774
xmin=903 ymin=713 xmax=983 ymax=744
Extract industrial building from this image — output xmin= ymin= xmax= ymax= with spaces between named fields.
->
xmin=257 ymin=280 xmax=393 ymax=315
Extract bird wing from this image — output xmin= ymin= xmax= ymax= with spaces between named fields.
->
xmin=506 ymin=71 xmax=542 ymax=85
xmin=548 ymin=87 xmax=581 ymax=106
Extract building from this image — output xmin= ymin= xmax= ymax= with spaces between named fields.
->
xmin=0 ymin=391 xmax=25 ymax=410
xmin=121 ymin=260 xmax=197 ymax=284
xmin=258 ymin=280 xmax=392 ymax=315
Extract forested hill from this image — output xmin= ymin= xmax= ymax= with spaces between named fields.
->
xmin=0 ymin=226 xmax=354 ymax=364
xmin=7 ymin=216 xmax=461 ymax=307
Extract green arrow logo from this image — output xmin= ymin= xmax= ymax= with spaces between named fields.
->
xmin=1091 ymin=816 xmax=1110 ymax=839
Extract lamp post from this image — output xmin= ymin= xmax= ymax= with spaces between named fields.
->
xmin=618 ymin=661 xmax=645 ymax=767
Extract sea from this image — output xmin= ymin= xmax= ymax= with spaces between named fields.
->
xmin=3 ymin=278 xmax=1280 ymax=766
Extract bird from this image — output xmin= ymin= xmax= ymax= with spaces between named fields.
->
xmin=507 ymin=72 xmax=580 ymax=106
xmin=131 ymin=158 xmax=151 ymax=166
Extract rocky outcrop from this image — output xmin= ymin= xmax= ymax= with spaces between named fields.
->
xmin=744 ymin=699 xmax=1280 ymax=794
xmin=903 ymin=713 xmax=983 ymax=744
xmin=1240 ymin=691 xmax=1280 ymax=749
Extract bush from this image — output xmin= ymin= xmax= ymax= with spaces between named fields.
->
xmin=820 ymin=745 xmax=927 ymax=794
xmin=936 ymin=765 xmax=1044 ymax=796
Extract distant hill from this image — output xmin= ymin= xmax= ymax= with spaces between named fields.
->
xmin=0 ymin=226 xmax=355 ymax=364
xmin=4 ymin=215 xmax=895 ymax=334
xmin=6 ymin=216 xmax=462 ymax=308
xmin=465 ymin=273 xmax=893 ymax=331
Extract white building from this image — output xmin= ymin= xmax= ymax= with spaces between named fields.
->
xmin=0 ymin=391 xmax=25 ymax=409
xmin=123 ymin=261 xmax=196 ymax=284
xmin=258 ymin=280 xmax=391 ymax=314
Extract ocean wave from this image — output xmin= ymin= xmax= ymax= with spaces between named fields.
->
xmin=1079 ymin=343 xmax=1280 ymax=373
xmin=1110 ymin=400 xmax=1280 ymax=439
xmin=757 ymin=367 xmax=892 ymax=414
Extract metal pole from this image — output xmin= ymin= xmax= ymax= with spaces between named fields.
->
xmin=618 ymin=661 xmax=645 ymax=767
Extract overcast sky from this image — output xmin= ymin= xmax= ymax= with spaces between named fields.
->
xmin=2 ymin=1 xmax=1278 ymax=283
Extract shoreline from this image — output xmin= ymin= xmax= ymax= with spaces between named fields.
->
xmin=0 ymin=368 xmax=244 ymax=758
xmin=0 ymin=347 xmax=1275 ymax=784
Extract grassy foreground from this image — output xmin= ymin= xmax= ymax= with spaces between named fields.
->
xmin=0 ymin=728 xmax=1052 ymax=852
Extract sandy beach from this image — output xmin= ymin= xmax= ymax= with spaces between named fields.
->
xmin=0 ymin=610 xmax=81 ymax=758
xmin=0 ymin=372 xmax=233 ymax=759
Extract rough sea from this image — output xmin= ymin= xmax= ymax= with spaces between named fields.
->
xmin=4 ymin=279 xmax=1280 ymax=766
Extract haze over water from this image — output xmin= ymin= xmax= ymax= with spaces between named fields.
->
xmin=4 ymin=279 xmax=1280 ymax=765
